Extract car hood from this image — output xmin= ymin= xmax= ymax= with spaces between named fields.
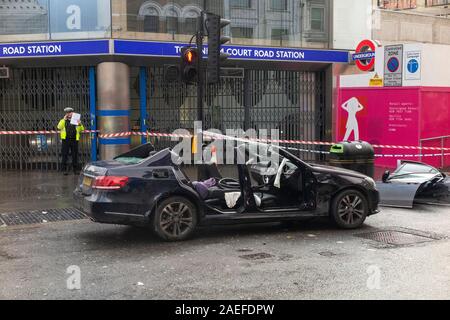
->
xmin=310 ymin=164 xmax=368 ymax=179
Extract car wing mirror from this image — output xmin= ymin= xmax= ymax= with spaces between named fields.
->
xmin=382 ymin=170 xmax=390 ymax=183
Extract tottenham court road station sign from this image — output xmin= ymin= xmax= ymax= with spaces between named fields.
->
xmin=0 ymin=39 xmax=350 ymax=64
xmin=113 ymin=40 xmax=350 ymax=63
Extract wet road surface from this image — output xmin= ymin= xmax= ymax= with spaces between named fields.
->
xmin=0 ymin=204 xmax=449 ymax=300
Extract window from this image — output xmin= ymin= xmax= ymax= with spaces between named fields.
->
xmin=166 ymin=16 xmax=178 ymax=34
xmin=144 ymin=15 xmax=159 ymax=33
xmin=394 ymin=163 xmax=440 ymax=175
xmin=231 ymin=27 xmax=254 ymax=38
xmin=270 ymin=0 xmax=288 ymax=11
xmin=230 ymin=0 xmax=252 ymax=8
xmin=271 ymin=28 xmax=288 ymax=40
xmin=310 ymin=7 xmax=324 ymax=31
xmin=426 ymin=0 xmax=449 ymax=6
xmin=378 ymin=0 xmax=417 ymax=9
xmin=183 ymin=17 xmax=197 ymax=35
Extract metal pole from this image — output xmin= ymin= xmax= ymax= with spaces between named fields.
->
xmin=441 ymin=137 xmax=444 ymax=169
xmin=196 ymin=13 xmax=204 ymax=127
xmin=139 ymin=67 xmax=148 ymax=145
xmin=89 ymin=67 xmax=97 ymax=162
xmin=419 ymin=140 xmax=422 ymax=163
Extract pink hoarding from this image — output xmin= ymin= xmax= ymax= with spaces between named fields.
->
xmin=337 ymin=88 xmax=420 ymax=168
xmin=420 ymin=89 xmax=450 ymax=168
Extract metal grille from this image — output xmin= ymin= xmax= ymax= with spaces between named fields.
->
xmin=0 ymin=67 xmax=91 ymax=171
xmin=145 ymin=67 xmax=326 ymax=160
xmin=239 ymin=252 xmax=274 ymax=260
xmin=0 ymin=208 xmax=86 ymax=226
xmin=356 ymin=228 xmax=443 ymax=246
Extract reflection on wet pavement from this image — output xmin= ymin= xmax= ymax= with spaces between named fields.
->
xmin=0 ymin=171 xmax=79 ymax=212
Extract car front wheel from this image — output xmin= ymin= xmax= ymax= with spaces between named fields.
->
xmin=152 ymin=197 xmax=198 ymax=241
xmin=331 ymin=189 xmax=368 ymax=229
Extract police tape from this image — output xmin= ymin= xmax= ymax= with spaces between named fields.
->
xmin=1 ymin=129 xmax=450 ymax=153
xmin=0 ymin=130 xmax=98 ymax=135
xmin=275 ymin=145 xmax=450 ymax=158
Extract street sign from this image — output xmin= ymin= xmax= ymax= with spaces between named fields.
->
xmin=405 ymin=51 xmax=421 ymax=81
xmin=369 ymin=73 xmax=383 ymax=87
xmin=384 ymin=45 xmax=403 ymax=87
xmin=353 ymin=39 xmax=380 ymax=72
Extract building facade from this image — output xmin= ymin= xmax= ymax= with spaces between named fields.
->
xmin=0 ymin=0 xmax=353 ymax=171
xmin=373 ymin=0 xmax=450 ymax=45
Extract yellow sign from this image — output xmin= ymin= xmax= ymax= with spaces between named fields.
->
xmin=369 ymin=73 xmax=383 ymax=87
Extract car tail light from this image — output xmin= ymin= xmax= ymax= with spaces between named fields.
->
xmin=92 ymin=176 xmax=129 ymax=190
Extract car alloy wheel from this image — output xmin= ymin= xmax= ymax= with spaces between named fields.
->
xmin=332 ymin=190 xmax=368 ymax=229
xmin=160 ymin=202 xmax=193 ymax=236
xmin=153 ymin=197 xmax=197 ymax=241
xmin=338 ymin=195 xmax=364 ymax=224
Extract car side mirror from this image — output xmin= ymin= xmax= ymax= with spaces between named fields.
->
xmin=382 ymin=170 xmax=390 ymax=183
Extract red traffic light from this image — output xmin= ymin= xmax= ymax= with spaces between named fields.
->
xmin=180 ymin=47 xmax=199 ymax=84
xmin=184 ymin=49 xmax=197 ymax=64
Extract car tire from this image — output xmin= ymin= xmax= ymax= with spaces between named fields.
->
xmin=152 ymin=197 xmax=198 ymax=242
xmin=331 ymin=189 xmax=368 ymax=229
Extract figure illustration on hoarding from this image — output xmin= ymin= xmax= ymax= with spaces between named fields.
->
xmin=342 ymin=97 xmax=364 ymax=141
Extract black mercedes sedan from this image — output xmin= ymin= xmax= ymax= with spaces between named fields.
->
xmin=74 ymin=143 xmax=379 ymax=241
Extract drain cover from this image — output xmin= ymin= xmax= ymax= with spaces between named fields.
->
xmin=319 ymin=251 xmax=338 ymax=257
xmin=0 ymin=208 xmax=86 ymax=226
xmin=356 ymin=228 xmax=443 ymax=246
xmin=239 ymin=253 xmax=274 ymax=260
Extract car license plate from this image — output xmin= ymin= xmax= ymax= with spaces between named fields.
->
xmin=83 ymin=176 xmax=93 ymax=187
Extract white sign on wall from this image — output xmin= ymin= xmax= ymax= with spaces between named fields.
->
xmin=405 ymin=51 xmax=421 ymax=81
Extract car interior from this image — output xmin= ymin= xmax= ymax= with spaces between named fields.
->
xmin=113 ymin=143 xmax=309 ymax=214
xmin=188 ymin=145 xmax=307 ymax=214
xmin=383 ymin=161 xmax=445 ymax=183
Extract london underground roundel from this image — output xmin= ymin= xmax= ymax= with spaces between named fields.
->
xmin=353 ymin=40 xmax=379 ymax=72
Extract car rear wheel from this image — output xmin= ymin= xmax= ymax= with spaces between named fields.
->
xmin=152 ymin=197 xmax=197 ymax=241
xmin=331 ymin=190 xmax=368 ymax=229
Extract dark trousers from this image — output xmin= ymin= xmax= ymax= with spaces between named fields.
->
xmin=61 ymin=139 xmax=79 ymax=172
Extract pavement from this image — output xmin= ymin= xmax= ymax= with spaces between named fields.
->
xmin=0 ymin=171 xmax=78 ymax=213
xmin=0 ymin=171 xmax=449 ymax=300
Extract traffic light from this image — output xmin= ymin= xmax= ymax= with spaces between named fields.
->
xmin=180 ymin=47 xmax=199 ymax=84
xmin=206 ymin=13 xmax=231 ymax=84
xmin=164 ymin=64 xmax=180 ymax=82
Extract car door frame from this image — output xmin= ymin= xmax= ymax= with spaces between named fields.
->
xmin=240 ymin=148 xmax=318 ymax=215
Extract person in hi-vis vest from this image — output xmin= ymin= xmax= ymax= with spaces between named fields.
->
xmin=57 ymin=107 xmax=85 ymax=175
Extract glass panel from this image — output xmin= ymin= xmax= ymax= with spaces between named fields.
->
xmin=230 ymin=0 xmax=251 ymax=8
xmin=394 ymin=163 xmax=440 ymax=175
xmin=310 ymin=7 xmax=324 ymax=31
xmin=0 ymin=0 xmax=111 ymax=42
xmin=48 ymin=0 xmax=111 ymax=40
xmin=270 ymin=0 xmax=288 ymax=11
xmin=0 ymin=0 xmax=49 ymax=41
xmin=115 ymin=0 xmax=331 ymax=49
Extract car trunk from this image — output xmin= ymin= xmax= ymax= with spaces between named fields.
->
xmin=79 ymin=160 xmax=126 ymax=196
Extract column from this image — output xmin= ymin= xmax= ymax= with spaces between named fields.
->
xmin=97 ymin=62 xmax=131 ymax=160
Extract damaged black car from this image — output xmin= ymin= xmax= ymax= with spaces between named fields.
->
xmin=74 ymin=143 xmax=380 ymax=241
xmin=376 ymin=160 xmax=450 ymax=208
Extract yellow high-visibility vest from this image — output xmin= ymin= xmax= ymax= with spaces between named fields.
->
xmin=57 ymin=119 xmax=85 ymax=141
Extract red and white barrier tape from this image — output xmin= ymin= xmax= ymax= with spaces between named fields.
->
xmin=279 ymin=146 xmax=450 ymax=158
xmin=0 ymin=130 xmax=98 ymax=135
xmin=1 ymin=129 xmax=450 ymax=153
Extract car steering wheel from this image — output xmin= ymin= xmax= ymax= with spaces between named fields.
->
xmin=218 ymin=178 xmax=240 ymax=189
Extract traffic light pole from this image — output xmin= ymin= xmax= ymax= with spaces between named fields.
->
xmin=196 ymin=13 xmax=205 ymax=126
